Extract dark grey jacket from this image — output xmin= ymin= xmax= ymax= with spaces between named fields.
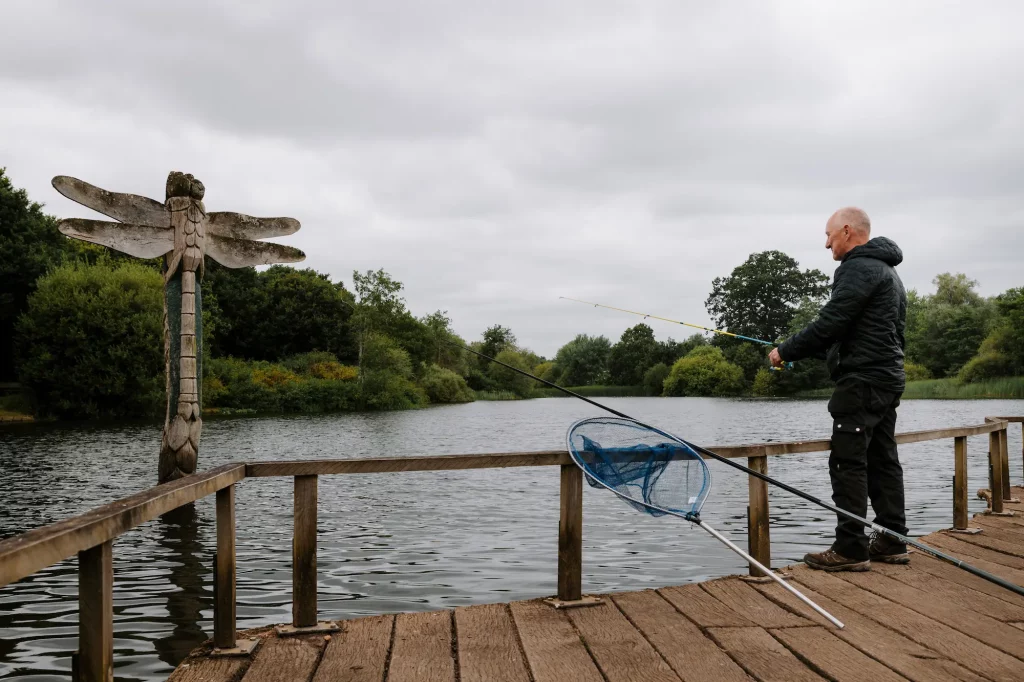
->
xmin=778 ymin=237 xmax=907 ymax=393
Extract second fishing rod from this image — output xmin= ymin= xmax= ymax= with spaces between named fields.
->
xmin=457 ymin=341 xmax=1024 ymax=599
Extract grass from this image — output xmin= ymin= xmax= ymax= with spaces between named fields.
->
xmin=531 ymin=385 xmax=646 ymax=398
xmin=797 ymin=376 xmax=1024 ymax=400
xmin=474 ymin=390 xmax=522 ymax=401
xmin=0 ymin=392 xmax=33 ymax=420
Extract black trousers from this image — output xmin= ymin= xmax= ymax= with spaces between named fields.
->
xmin=827 ymin=377 xmax=907 ymax=560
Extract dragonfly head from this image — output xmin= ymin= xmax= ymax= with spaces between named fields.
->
xmin=166 ymin=171 xmax=205 ymax=201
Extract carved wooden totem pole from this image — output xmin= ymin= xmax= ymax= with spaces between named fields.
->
xmin=52 ymin=172 xmax=305 ymax=482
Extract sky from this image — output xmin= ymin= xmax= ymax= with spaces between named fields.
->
xmin=2 ymin=1 xmax=1022 ymax=357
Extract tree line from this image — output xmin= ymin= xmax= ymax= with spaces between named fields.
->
xmin=2 ymin=168 xmax=1022 ymax=419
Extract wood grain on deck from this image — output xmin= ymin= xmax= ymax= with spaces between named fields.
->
xmin=170 ymin=487 xmax=1024 ymax=682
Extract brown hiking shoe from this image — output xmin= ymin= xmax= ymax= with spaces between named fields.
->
xmin=869 ymin=531 xmax=910 ymax=564
xmin=803 ymin=549 xmax=871 ymax=572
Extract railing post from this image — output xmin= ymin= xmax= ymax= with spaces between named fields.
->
xmin=558 ymin=464 xmax=583 ymax=602
xmin=293 ymin=475 xmax=318 ymax=628
xmin=989 ymin=431 xmax=1005 ymax=513
xmin=747 ymin=452 xmax=771 ymax=577
xmin=214 ymin=484 xmax=237 ymax=649
xmin=78 ymin=541 xmax=113 ymax=682
xmin=953 ymin=436 xmax=968 ymax=529
xmin=999 ymin=425 xmax=1012 ymax=500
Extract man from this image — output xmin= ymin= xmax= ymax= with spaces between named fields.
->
xmin=769 ymin=207 xmax=909 ymax=571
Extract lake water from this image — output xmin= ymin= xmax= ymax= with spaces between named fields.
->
xmin=1 ymin=396 xmax=1023 ymax=681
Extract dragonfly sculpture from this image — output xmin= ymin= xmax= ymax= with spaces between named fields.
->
xmin=52 ymin=172 xmax=305 ymax=483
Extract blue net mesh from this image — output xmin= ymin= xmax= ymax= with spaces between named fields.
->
xmin=566 ymin=417 xmax=711 ymax=518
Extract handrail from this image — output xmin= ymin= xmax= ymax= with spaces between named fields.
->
xmin=0 ymin=417 xmax=1020 ymax=681
xmin=0 ymin=463 xmax=244 ymax=588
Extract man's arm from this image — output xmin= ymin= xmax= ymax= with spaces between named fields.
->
xmin=777 ymin=263 xmax=877 ymax=362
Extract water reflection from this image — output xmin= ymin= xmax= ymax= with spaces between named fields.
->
xmin=152 ymin=506 xmax=208 ymax=670
xmin=0 ymin=398 xmax=1022 ymax=680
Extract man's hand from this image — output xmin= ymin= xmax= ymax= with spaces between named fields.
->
xmin=769 ymin=348 xmax=784 ymax=368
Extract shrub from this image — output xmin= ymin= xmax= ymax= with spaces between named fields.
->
xmin=904 ymin=362 xmax=932 ymax=382
xmin=642 ymin=362 xmax=670 ymax=396
xmin=16 ymin=260 xmax=165 ymax=418
xmin=359 ymin=333 xmax=427 ymax=410
xmin=958 ymin=351 xmax=1013 ymax=384
xmin=488 ymin=349 xmax=535 ymax=398
xmin=751 ymin=368 xmax=777 ymax=397
xmin=420 ymin=364 xmax=475 ymax=403
xmin=534 ymin=361 xmax=561 ymax=385
xmin=662 ymin=346 xmax=745 ymax=397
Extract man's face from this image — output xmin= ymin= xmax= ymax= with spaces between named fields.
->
xmin=824 ymin=219 xmax=850 ymax=261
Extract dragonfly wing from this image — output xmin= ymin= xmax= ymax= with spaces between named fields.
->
xmin=205 ymin=234 xmax=306 ymax=268
xmin=58 ymin=218 xmax=174 ymax=258
xmin=206 ymin=212 xmax=300 ymax=240
xmin=52 ymin=176 xmax=170 ymax=227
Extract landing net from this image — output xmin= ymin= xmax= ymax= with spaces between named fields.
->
xmin=566 ymin=417 xmax=711 ymax=519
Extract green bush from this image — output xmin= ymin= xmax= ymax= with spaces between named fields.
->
xmin=958 ymin=351 xmax=1013 ymax=384
xmin=488 ymin=349 xmax=535 ymax=398
xmin=16 ymin=260 xmax=165 ymax=418
xmin=534 ymin=361 xmax=561 ymax=385
xmin=359 ymin=333 xmax=427 ymax=410
xmin=205 ymin=356 xmax=362 ymax=413
xmin=751 ymin=368 xmax=777 ymax=397
xmin=642 ymin=362 xmax=670 ymax=396
xmin=904 ymin=362 xmax=932 ymax=382
xmin=420 ymin=364 xmax=475 ymax=403
xmin=662 ymin=346 xmax=745 ymax=397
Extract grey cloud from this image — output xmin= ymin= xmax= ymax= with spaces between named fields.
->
xmin=1 ymin=1 xmax=1022 ymax=356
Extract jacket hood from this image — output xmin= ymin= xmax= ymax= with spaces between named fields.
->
xmin=845 ymin=237 xmax=903 ymax=267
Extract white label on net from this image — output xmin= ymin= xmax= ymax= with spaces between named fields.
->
xmin=688 ymin=496 xmax=697 ymax=504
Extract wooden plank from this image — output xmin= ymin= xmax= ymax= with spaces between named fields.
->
xmin=611 ymin=590 xmax=752 ymax=682
xmin=794 ymin=568 xmax=1024 ymax=681
xmin=241 ymin=635 xmax=324 ymax=682
xmin=78 ymin=541 xmax=113 ymax=682
xmin=929 ymin=532 xmax=1024 ymax=571
xmin=771 ymin=626 xmax=907 ymax=682
xmin=313 ymin=615 xmax=393 ymax=682
xmin=0 ymin=463 xmax=245 ymax=588
xmin=1000 ymin=427 xmax=1011 ymax=500
xmin=969 ymin=515 xmax=1024 ymax=535
xmin=387 ymin=611 xmax=455 ymax=682
xmin=944 ymin=528 xmax=1024 ymax=560
xmin=747 ymin=455 xmax=770 ymax=576
xmin=869 ymin=562 xmax=1024 ymax=620
xmin=558 ymin=465 xmax=583 ymax=601
xmin=168 ymin=656 xmax=249 ymax=682
xmin=247 ymin=452 xmax=570 ymax=477
xmin=565 ymin=600 xmax=680 ymax=682
xmin=508 ymin=600 xmax=604 ymax=682
xmin=839 ymin=569 xmax=1024 ymax=657
xmin=215 ymin=484 xmax=237 ymax=649
xmin=910 ymin=552 xmax=1024 ymax=610
xmin=754 ymin=569 xmax=985 ymax=682
xmin=293 ymin=475 xmax=318 ymax=628
xmin=454 ymin=604 xmax=530 ymax=682
xmin=700 ymin=578 xmax=809 ymax=628
xmin=707 ymin=627 xmax=824 ymax=682
xmin=657 ymin=583 xmax=754 ymax=627
xmin=954 ymin=436 xmax=968 ymax=529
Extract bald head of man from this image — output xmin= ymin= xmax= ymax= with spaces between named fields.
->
xmin=824 ymin=207 xmax=871 ymax=261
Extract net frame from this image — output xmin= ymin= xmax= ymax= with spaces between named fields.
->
xmin=566 ymin=416 xmax=712 ymax=521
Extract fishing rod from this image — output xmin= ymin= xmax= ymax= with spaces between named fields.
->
xmin=559 ymin=296 xmax=776 ymax=346
xmin=458 ymin=342 xmax=1024 ymax=599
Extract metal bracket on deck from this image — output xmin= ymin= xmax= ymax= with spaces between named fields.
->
xmin=544 ymin=595 xmax=603 ymax=609
xmin=211 ymin=638 xmax=259 ymax=657
xmin=275 ymin=621 xmax=340 ymax=637
xmin=982 ymin=509 xmax=1016 ymax=517
xmin=949 ymin=527 xmax=984 ymax=534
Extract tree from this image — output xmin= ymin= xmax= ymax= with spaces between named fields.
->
xmin=481 ymin=325 xmax=517 ymax=359
xmin=642 ymin=362 xmax=670 ymax=396
xmin=959 ymin=287 xmax=1024 ymax=382
xmin=16 ymin=260 xmax=165 ymax=418
xmin=705 ymin=251 xmax=830 ymax=343
xmin=206 ymin=263 xmax=356 ymax=363
xmin=0 ymin=168 xmax=72 ymax=380
xmin=352 ymin=269 xmax=407 ymax=375
xmin=654 ymin=334 xmax=708 ymax=367
xmin=662 ymin=346 xmax=745 ymax=397
xmin=608 ymin=324 xmax=658 ymax=385
xmin=905 ymin=274 xmax=994 ymax=378
xmin=488 ymin=349 xmax=535 ymax=397
xmin=715 ymin=339 xmax=767 ymax=385
xmin=774 ymin=297 xmax=832 ymax=395
xmin=554 ymin=334 xmax=612 ymax=386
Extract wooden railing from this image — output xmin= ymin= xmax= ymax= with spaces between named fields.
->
xmin=0 ymin=418 xmax=1021 ymax=682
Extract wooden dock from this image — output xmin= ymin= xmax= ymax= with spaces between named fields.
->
xmin=170 ymin=489 xmax=1024 ymax=682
